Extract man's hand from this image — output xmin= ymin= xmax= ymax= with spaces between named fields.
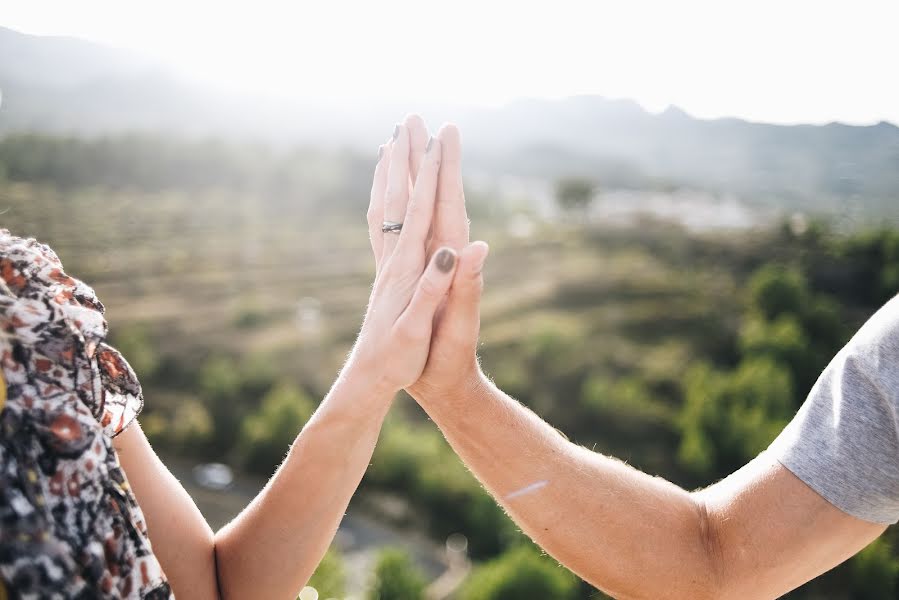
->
xmin=387 ymin=115 xmax=490 ymax=403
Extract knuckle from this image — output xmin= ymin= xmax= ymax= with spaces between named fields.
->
xmin=404 ymin=199 xmax=422 ymax=221
xmin=384 ymin=184 xmax=405 ymax=204
xmin=418 ymin=275 xmax=443 ymax=299
xmin=423 ymin=152 xmax=441 ymax=169
xmin=395 ymin=319 xmax=425 ymax=343
xmin=390 ymin=249 xmax=417 ymax=272
xmin=455 ymin=273 xmax=482 ymax=298
xmin=380 ymin=263 xmax=420 ymax=293
xmin=447 ymin=327 xmax=476 ymax=348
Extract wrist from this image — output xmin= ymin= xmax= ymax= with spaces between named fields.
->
xmin=410 ymin=362 xmax=489 ymax=412
xmin=338 ymin=353 xmax=399 ymax=406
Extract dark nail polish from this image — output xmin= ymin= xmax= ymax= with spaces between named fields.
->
xmin=435 ymin=249 xmax=455 ymax=273
xmin=377 ymin=145 xmax=384 ymax=161
xmin=393 ymin=124 xmax=400 ymax=140
xmin=425 ymin=136 xmax=434 ymax=153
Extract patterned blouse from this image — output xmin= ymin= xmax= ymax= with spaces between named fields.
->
xmin=0 ymin=230 xmax=172 ymax=599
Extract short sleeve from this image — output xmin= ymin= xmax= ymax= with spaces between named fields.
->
xmin=93 ymin=342 xmax=143 ymax=436
xmin=0 ymin=229 xmax=143 ymax=437
xmin=767 ymin=296 xmax=899 ymax=524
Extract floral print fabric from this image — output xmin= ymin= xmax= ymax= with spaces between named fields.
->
xmin=0 ymin=230 xmax=171 ymax=599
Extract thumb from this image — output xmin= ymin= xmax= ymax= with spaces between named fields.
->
xmin=441 ymin=241 xmax=489 ymax=344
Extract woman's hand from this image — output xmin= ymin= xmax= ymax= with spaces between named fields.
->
xmin=346 ymin=121 xmax=460 ymax=396
xmin=372 ymin=115 xmax=490 ymax=405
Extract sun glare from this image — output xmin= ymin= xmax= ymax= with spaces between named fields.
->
xmin=2 ymin=0 xmax=898 ymax=124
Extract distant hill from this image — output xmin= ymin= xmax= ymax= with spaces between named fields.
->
xmin=2 ymin=26 xmax=898 ymax=212
xmin=0 ymin=26 xmax=246 ymax=134
xmin=457 ymin=97 xmax=899 ymax=212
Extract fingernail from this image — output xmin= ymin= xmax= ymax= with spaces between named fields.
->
xmin=435 ymin=249 xmax=455 ymax=273
xmin=377 ymin=145 xmax=385 ymax=161
xmin=393 ymin=124 xmax=400 ymax=141
xmin=425 ymin=136 xmax=434 ymax=153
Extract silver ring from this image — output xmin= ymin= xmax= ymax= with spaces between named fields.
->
xmin=381 ymin=221 xmax=403 ymax=234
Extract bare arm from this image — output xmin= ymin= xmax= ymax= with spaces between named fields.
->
xmin=116 ymin=372 xmax=394 ymax=599
xmin=114 ymin=423 xmax=217 ymax=598
xmin=117 ymin=119 xmax=466 ymax=599
xmin=413 ymin=374 xmax=885 ymax=599
xmin=401 ymin=121 xmax=887 ymax=599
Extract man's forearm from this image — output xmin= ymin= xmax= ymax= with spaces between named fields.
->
xmin=214 ymin=369 xmax=393 ymax=599
xmin=413 ymin=373 xmax=720 ymax=600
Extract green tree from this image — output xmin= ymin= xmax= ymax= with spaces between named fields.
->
xmin=459 ymin=545 xmax=579 ymax=600
xmin=744 ymin=264 xmax=847 ymax=395
xmin=738 ymin=313 xmax=811 ymax=392
xmin=555 ymin=177 xmax=596 ymax=216
xmin=367 ymin=421 xmax=519 ymax=558
xmin=199 ymin=355 xmax=243 ymax=400
xmin=582 ymin=374 xmax=672 ymax=423
xmin=306 ymin=548 xmax=346 ymax=599
xmin=237 ymin=381 xmax=315 ymax=474
xmin=840 ymin=228 xmax=899 ymax=304
xmin=847 ymin=537 xmax=899 ymax=599
xmin=747 ymin=265 xmax=808 ymax=321
xmin=367 ymin=547 xmax=427 ymax=600
xmin=679 ymin=357 xmax=794 ymax=477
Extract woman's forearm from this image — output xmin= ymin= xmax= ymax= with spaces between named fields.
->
xmin=123 ymin=122 xmax=462 ymax=599
xmin=213 ymin=366 xmax=393 ymax=599
xmin=412 ymin=373 xmax=718 ymax=600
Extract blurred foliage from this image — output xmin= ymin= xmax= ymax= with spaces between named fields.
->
xmin=367 ymin=547 xmax=427 ymax=600
xmin=365 ymin=421 xmax=520 ymax=559
xmin=238 ymin=382 xmax=315 ymax=474
xmin=679 ymin=357 xmax=794 ymax=476
xmin=848 ymin=538 xmax=899 ymax=599
xmin=3 ymin=134 xmax=899 ymax=598
xmin=306 ymin=548 xmax=346 ymax=599
xmin=555 ymin=177 xmax=596 ymax=216
xmin=748 ymin=264 xmax=809 ymax=320
xmin=838 ymin=228 xmax=899 ymax=305
xmin=459 ymin=545 xmax=580 ymax=600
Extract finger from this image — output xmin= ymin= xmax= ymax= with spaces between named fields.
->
xmin=382 ymin=124 xmax=411 ymax=260
xmin=367 ymin=141 xmax=392 ymax=271
xmin=396 ymin=136 xmax=442 ymax=256
xmin=393 ymin=247 xmax=458 ymax=343
xmin=432 ymin=123 xmax=470 ymax=252
xmin=437 ymin=241 xmax=489 ymax=346
xmin=404 ymin=114 xmax=430 ymax=183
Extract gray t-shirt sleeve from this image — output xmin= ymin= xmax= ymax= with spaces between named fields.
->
xmin=767 ymin=295 xmax=899 ymax=524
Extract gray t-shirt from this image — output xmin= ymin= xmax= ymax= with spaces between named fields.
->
xmin=768 ymin=295 xmax=899 ymax=524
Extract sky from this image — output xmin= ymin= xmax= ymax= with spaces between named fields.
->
xmin=2 ymin=0 xmax=898 ymax=125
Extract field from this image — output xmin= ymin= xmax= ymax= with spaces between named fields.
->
xmin=2 ymin=135 xmax=898 ymax=599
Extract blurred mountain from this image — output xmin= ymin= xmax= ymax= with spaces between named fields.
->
xmin=0 ymin=26 xmax=254 ymax=135
xmin=457 ymin=97 xmax=899 ymax=211
xmin=2 ymin=26 xmax=898 ymax=210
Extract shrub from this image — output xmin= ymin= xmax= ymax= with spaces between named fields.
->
xmin=679 ymin=358 xmax=794 ymax=477
xmin=747 ymin=265 xmax=808 ymax=320
xmin=459 ymin=545 xmax=579 ymax=600
xmin=367 ymin=422 xmax=519 ymax=558
xmin=848 ymin=537 xmax=899 ymax=599
xmin=237 ymin=382 xmax=315 ymax=474
xmin=367 ymin=547 xmax=427 ymax=600
xmin=306 ymin=548 xmax=345 ymax=599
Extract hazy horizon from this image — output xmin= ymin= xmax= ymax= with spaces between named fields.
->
xmin=3 ymin=0 xmax=898 ymax=127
